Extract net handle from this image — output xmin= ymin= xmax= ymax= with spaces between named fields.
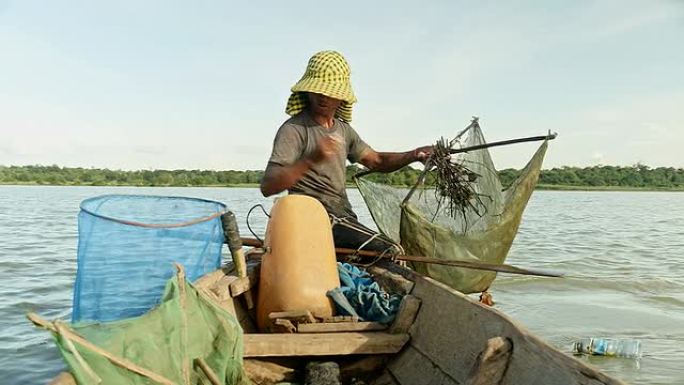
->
xmin=353 ymin=119 xmax=558 ymax=205
xmin=221 ymin=212 xmax=247 ymax=278
xmin=403 ymin=127 xmax=557 ymax=205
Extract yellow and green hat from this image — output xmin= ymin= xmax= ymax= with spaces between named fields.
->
xmin=285 ymin=50 xmax=357 ymax=122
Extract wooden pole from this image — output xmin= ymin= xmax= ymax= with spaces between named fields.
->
xmin=239 ymin=238 xmax=563 ymax=278
xmin=222 ymin=212 xmax=247 ymax=278
xmin=352 ymin=131 xmax=557 ymax=180
xmin=336 ymin=248 xmax=563 ymax=278
xmin=222 ymin=212 xmax=254 ymax=309
xmin=448 ymin=132 xmax=557 ymax=155
xmin=194 ymin=358 xmax=223 ymax=385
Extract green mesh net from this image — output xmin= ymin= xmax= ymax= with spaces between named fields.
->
xmin=356 ymin=119 xmax=550 ymax=294
xmin=31 ymin=266 xmax=249 ymax=385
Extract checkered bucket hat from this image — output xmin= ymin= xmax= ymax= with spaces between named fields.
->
xmin=286 ymin=50 xmax=357 ymax=122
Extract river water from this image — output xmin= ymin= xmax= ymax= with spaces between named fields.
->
xmin=1 ymin=186 xmax=682 ymax=384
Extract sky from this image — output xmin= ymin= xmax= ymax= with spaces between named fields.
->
xmin=1 ymin=0 xmax=682 ymax=171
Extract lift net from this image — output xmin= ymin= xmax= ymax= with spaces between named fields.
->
xmin=356 ymin=119 xmax=550 ymax=293
xmin=72 ymin=195 xmax=225 ymax=322
xmin=35 ymin=268 xmax=249 ymax=385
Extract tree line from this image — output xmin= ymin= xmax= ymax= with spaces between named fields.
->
xmin=1 ymin=164 xmax=683 ymax=189
xmin=0 ymin=165 xmax=263 ymax=187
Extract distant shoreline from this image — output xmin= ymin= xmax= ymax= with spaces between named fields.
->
xmin=534 ymin=184 xmax=684 ymax=192
xmin=2 ymin=164 xmax=683 ymax=191
xmin=2 ymin=182 xmax=683 ymax=192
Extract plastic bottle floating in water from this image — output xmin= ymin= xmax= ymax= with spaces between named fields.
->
xmin=573 ymin=338 xmax=642 ymax=359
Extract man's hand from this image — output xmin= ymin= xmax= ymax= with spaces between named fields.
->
xmin=308 ymin=135 xmax=342 ymax=164
xmin=413 ymin=145 xmax=434 ymax=164
xmin=261 ymin=134 xmax=344 ymax=197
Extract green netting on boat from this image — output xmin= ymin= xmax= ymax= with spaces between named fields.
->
xmin=33 ymin=267 xmax=249 ymax=385
xmin=356 ymin=120 xmax=549 ymax=294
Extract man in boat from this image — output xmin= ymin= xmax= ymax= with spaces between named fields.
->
xmin=260 ymin=50 xmax=432 ymax=254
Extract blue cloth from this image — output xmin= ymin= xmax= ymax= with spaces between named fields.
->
xmin=327 ymin=262 xmax=402 ymax=324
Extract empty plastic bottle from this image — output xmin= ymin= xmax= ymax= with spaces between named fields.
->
xmin=573 ymin=338 xmax=642 ymax=358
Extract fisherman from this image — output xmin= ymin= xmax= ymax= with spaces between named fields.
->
xmin=260 ymin=50 xmax=432 ymax=253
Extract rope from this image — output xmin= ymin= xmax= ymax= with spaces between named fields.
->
xmin=355 ymin=233 xmax=380 ymax=252
xmin=328 ymin=214 xmax=404 ymax=264
xmin=246 ymin=204 xmax=270 ymax=243
xmin=355 ymin=247 xmax=393 ymax=268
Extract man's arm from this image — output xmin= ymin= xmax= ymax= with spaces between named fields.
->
xmin=358 ymin=145 xmax=432 ymax=173
xmin=260 ymin=159 xmax=313 ymax=197
xmin=260 ymin=136 xmax=340 ymax=197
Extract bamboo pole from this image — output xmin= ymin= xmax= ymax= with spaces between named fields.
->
xmin=353 ymin=131 xmax=557 ymax=180
xmin=222 ymin=212 xmax=247 ymax=278
xmin=336 ymin=248 xmax=562 ymax=278
xmin=447 ymin=132 xmax=557 ymax=155
xmin=222 ymin=212 xmax=254 ymax=309
xmin=175 ymin=264 xmax=191 ymax=385
xmin=239 ymin=238 xmax=562 ymax=278
xmin=194 ymin=358 xmax=222 ymax=385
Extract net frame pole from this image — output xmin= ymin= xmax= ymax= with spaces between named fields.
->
xmin=221 ymin=212 xmax=255 ymax=309
xmin=448 ymin=132 xmax=557 ymax=155
xmin=222 ymin=212 xmax=247 ymax=278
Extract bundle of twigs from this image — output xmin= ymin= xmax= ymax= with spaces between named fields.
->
xmin=429 ymin=137 xmax=485 ymax=221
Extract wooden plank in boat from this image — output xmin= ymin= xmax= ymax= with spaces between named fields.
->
xmin=229 ymin=263 xmax=259 ymax=297
xmin=195 ymin=270 xmax=257 ymax=332
xmin=321 ymin=315 xmax=359 ymax=323
xmin=273 ymin=318 xmax=297 ymax=333
xmin=243 ymin=359 xmax=297 ymax=384
xmin=268 ymin=310 xmax=317 ymax=324
xmin=368 ymin=265 xmax=415 ymax=295
xmin=243 ymin=332 xmax=409 ymax=357
xmin=228 ymin=262 xmax=259 ymax=309
xmin=388 ymin=295 xmax=421 ymax=334
xmin=297 ymin=321 xmax=386 ymax=333
xmin=229 ymin=276 xmax=252 ymax=297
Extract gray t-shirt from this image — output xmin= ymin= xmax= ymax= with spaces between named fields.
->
xmin=267 ymin=112 xmax=371 ymax=218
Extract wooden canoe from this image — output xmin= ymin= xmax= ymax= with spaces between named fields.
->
xmin=47 ymin=257 xmax=626 ymax=385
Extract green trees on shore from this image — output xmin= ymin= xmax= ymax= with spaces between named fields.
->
xmin=0 ymin=165 xmax=263 ymax=187
xmin=498 ymin=164 xmax=684 ymax=189
xmin=354 ymin=164 xmax=684 ymax=190
xmin=1 ymin=164 xmax=683 ymax=189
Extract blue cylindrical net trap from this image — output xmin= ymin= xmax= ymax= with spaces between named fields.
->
xmin=72 ymin=195 xmax=226 ymax=322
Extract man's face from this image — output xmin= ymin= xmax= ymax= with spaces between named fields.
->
xmin=307 ymin=92 xmax=342 ymax=117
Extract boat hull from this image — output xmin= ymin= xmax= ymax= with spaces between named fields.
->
xmin=45 ymin=260 xmax=626 ymax=385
